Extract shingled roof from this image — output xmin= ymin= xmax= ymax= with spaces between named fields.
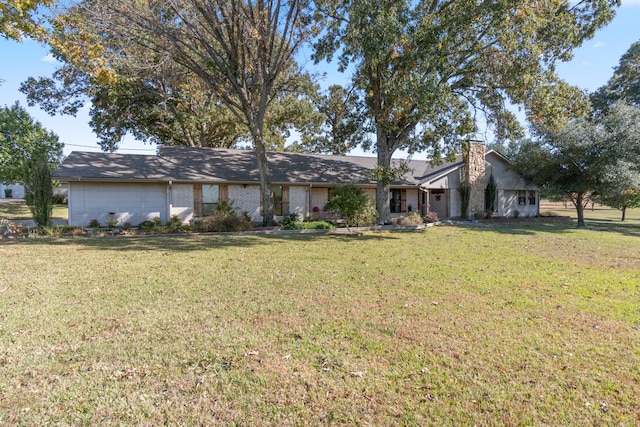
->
xmin=54 ymin=146 xmax=464 ymax=186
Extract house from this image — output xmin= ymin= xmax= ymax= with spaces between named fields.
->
xmin=0 ymin=183 xmax=25 ymax=199
xmin=52 ymin=142 xmax=539 ymax=227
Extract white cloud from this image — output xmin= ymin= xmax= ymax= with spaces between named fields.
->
xmin=593 ymin=41 xmax=606 ymax=48
xmin=41 ymin=53 xmax=57 ymax=64
xmin=621 ymin=0 xmax=640 ymax=5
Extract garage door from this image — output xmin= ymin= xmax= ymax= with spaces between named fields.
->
xmin=68 ymin=182 xmax=167 ymax=227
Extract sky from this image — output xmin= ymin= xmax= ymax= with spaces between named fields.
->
xmin=1 ymin=1 xmax=640 ymax=158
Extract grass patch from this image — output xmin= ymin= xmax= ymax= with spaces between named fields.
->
xmin=1 ymin=222 xmax=639 ymax=425
xmin=0 ymin=200 xmax=68 ymax=221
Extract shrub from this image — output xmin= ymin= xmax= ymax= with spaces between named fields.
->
xmin=284 ymin=220 xmax=334 ymax=230
xmin=325 ymin=185 xmax=377 ymax=227
xmin=394 ymin=211 xmax=424 ymax=226
xmin=166 ymin=215 xmax=184 ymax=232
xmin=138 ymin=219 xmax=158 ymax=232
xmin=459 ymin=181 xmax=471 ymax=219
xmin=195 ymin=211 xmax=252 ymax=232
xmin=423 ymin=211 xmax=439 ymax=223
xmin=23 ymin=151 xmax=54 ymax=228
xmin=280 ymin=213 xmax=299 ymax=229
xmin=88 ymin=218 xmax=101 ymax=228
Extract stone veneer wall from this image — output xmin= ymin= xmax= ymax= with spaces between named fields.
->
xmin=463 ymin=141 xmax=486 ymax=217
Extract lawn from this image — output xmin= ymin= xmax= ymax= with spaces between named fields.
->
xmin=1 ymin=220 xmax=639 ymax=425
xmin=0 ymin=200 xmax=68 ymax=221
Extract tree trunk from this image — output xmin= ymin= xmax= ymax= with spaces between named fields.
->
xmin=376 ymin=146 xmax=392 ymax=225
xmin=255 ymin=142 xmax=275 ymax=226
xmin=621 ymin=205 xmax=627 ymax=221
xmin=574 ymin=193 xmax=586 ymax=228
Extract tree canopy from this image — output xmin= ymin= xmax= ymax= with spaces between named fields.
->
xmin=509 ymin=103 xmax=640 ymax=228
xmin=0 ymin=0 xmax=54 ymax=41
xmin=0 ymin=102 xmax=63 ymax=185
xmin=21 ymin=7 xmax=320 ymax=153
xmin=591 ymin=40 xmax=640 ymax=113
xmin=47 ymin=0 xmax=315 ymax=225
xmin=313 ymin=0 xmax=620 ymax=223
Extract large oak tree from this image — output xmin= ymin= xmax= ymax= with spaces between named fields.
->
xmin=64 ymin=0 xmax=313 ymax=225
xmin=314 ymin=0 xmax=620 ymax=223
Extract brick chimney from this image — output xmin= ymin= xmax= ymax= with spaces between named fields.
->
xmin=463 ymin=140 xmax=486 ymax=217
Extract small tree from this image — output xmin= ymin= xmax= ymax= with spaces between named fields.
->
xmin=458 ymin=180 xmax=471 ymax=220
xmin=23 ymin=151 xmax=53 ymax=228
xmin=324 ymin=184 xmax=377 ymax=230
xmin=485 ymin=173 xmax=497 ymax=216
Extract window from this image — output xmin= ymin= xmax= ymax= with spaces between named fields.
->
xmin=273 ymin=185 xmax=283 ymax=216
xmin=390 ymin=189 xmax=406 ymax=213
xmin=202 ymin=184 xmax=219 ymax=216
xmin=194 ymin=184 xmax=227 ymax=217
xmin=518 ymin=190 xmax=527 ymax=205
xmin=263 ymin=185 xmax=289 ymax=216
xmin=528 ymin=191 xmax=536 ymax=205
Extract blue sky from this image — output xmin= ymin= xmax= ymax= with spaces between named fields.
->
xmin=1 ymin=1 xmax=639 ymax=157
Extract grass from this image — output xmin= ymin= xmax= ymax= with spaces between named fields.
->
xmin=1 ymin=219 xmax=639 ymax=425
xmin=0 ymin=199 xmax=68 ymax=221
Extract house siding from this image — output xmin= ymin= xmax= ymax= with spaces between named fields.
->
xmin=170 ymin=184 xmax=194 ymax=224
xmin=310 ymin=187 xmax=329 ymax=212
xmin=68 ymin=182 xmax=167 ymax=227
xmin=289 ymin=186 xmax=309 ymax=219
xmin=228 ymin=184 xmax=262 ymax=221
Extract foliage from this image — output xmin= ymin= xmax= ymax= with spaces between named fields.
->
xmin=166 ymin=215 xmax=185 ymax=232
xmin=485 ymin=173 xmax=497 ymax=213
xmin=510 ymin=103 xmax=640 ymax=228
xmin=20 ymin=48 xmax=319 ymax=152
xmin=393 ymin=211 xmax=423 ymax=226
xmin=194 ymin=211 xmax=252 ymax=233
xmin=0 ymin=0 xmax=54 ymax=41
xmin=423 ymin=211 xmax=439 ymax=223
xmin=291 ymin=84 xmax=369 ymax=155
xmin=0 ymin=103 xmax=63 ymax=184
xmin=458 ymin=180 xmax=471 ymax=220
xmin=0 ymin=218 xmax=24 ymax=237
xmin=283 ymin=220 xmax=334 ymax=230
xmin=22 ymin=151 xmax=53 ymax=228
xmin=66 ymin=0 xmax=314 ymax=226
xmin=595 ymin=165 xmax=640 ymax=221
xmin=324 ymin=184 xmax=377 ymax=227
xmin=313 ymin=0 xmax=618 ymax=222
xmin=591 ymin=40 xmax=640 ymax=113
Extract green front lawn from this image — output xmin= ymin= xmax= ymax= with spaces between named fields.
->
xmin=0 ymin=200 xmax=68 ymax=221
xmin=1 ymin=222 xmax=639 ymax=425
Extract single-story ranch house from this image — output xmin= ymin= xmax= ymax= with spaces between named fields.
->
xmin=53 ymin=142 xmax=540 ymax=227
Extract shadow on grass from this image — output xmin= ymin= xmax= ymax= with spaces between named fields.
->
xmin=16 ymin=230 xmax=401 ymax=252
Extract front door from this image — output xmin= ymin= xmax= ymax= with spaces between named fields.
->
xmin=429 ymin=189 xmax=447 ymax=219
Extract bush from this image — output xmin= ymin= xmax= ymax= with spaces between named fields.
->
xmin=166 ymin=215 xmax=184 ymax=232
xmin=423 ymin=211 xmax=439 ymax=223
xmin=138 ymin=219 xmax=159 ymax=232
xmin=325 ymin=185 xmax=377 ymax=227
xmin=393 ymin=211 xmax=424 ymax=226
xmin=284 ymin=220 xmax=334 ymax=230
xmin=279 ymin=213 xmax=299 ymax=229
xmin=195 ymin=210 xmax=252 ymax=232
xmin=88 ymin=218 xmax=101 ymax=228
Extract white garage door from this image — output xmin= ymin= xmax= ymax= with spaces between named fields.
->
xmin=68 ymin=182 xmax=168 ymax=227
